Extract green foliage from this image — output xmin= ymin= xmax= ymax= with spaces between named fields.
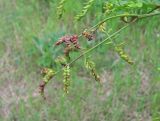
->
xmin=33 ymin=0 xmax=160 ymax=97
xmin=103 ymin=0 xmax=160 ymax=14
xmin=32 ymin=33 xmax=61 ymax=67
xmin=1 ymin=0 xmax=160 ymax=120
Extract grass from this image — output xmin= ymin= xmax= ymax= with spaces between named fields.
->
xmin=0 ymin=0 xmax=160 ymax=121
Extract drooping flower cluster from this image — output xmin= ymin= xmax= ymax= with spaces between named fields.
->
xmin=115 ymin=46 xmax=134 ymax=65
xmin=63 ymin=65 xmax=71 ymax=94
xmin=39 ymin=68 xmax=55 ymax=99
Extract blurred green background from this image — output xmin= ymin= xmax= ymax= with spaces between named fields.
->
xmin=0 ymin=0 xmax=160 ymax=121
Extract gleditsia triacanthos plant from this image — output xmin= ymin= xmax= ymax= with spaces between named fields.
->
xmin=38 ymin=0 xmax=160 ymax=99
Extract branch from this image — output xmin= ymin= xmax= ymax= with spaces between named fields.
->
xmin=71 ymin=12 xmax=160 ymax=66
xmin=88 ymin=12 xmax=160 ymax=32
xmin=40 ymin=11 xmax=160 ymax=99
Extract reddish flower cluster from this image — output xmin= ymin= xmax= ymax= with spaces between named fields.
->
xmin=55 ymin=35 xmax=80 ymax=49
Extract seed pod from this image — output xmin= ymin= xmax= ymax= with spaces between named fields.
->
xmin=63 ymin=65 xmax=71 ymax=94
xmin=115 ymin=46 xmax=134 ymax=65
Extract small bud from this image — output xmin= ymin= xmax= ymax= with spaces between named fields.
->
xmin=82 ymin=31 xmax=95 ymax=41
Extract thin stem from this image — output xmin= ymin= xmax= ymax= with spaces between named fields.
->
xmin=88 ymin=12 xmax=160 ymax=31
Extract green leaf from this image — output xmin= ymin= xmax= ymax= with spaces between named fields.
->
xmin=128 ymin=1 xmax=143 ymax=8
